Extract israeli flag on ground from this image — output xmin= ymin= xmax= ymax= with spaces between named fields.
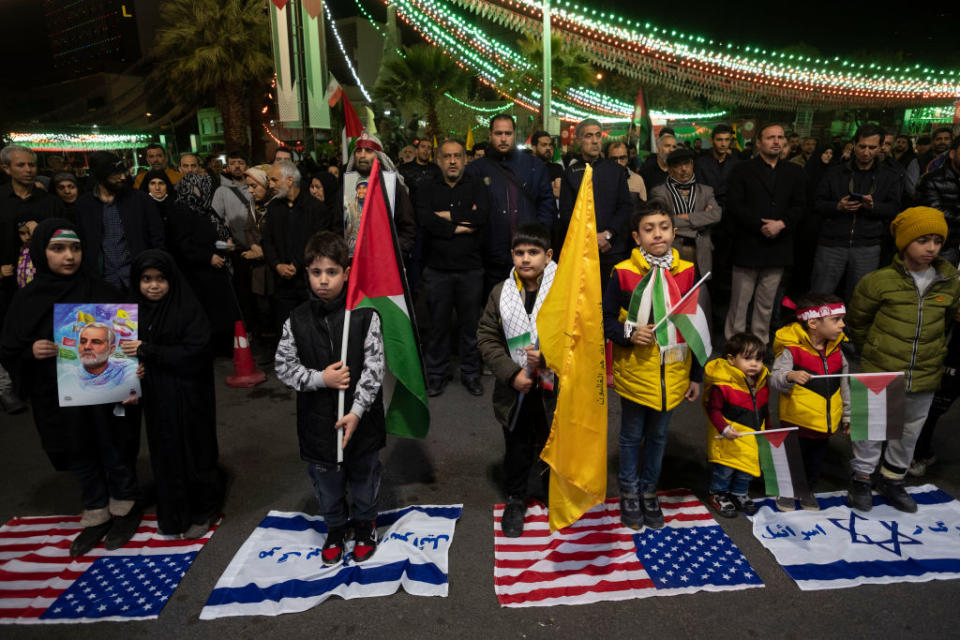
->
xmin=749 ymin=484 xmax=960 ymax=590
xmin=200 ymin=505 xmax=462 ymax=619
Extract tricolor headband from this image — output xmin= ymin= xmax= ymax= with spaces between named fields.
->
xmin=354 ymin=138 xmax=382 ymax=152
xmin=797 ymin=303 xmax=846 ymax=321
xmin=49 ymin=228 xmax=80 ymax=243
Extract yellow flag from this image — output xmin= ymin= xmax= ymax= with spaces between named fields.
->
xmin=537 ymin=164 xmax=607 ymax=531
xmin=465 ymin=127 xmax=475 ymax=151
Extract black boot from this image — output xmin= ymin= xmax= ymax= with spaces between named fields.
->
xmin=501 ymin=497 xmax=526 ymax=537
xmin=881 ymin=477 xmax=917 ymax=513
xmin=70 ymin=521 xmax=113 ymax=557
xmin=104 ymin=507 xmax=143 ymax=550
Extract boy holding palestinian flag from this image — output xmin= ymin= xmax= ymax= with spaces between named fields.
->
xmin=770 ymin=292 xmax=851 ymax=512
xmin=847 ymin=207 xmax=960 ymax=513
xmin=603 ymin=199 xmax=703 ymax=530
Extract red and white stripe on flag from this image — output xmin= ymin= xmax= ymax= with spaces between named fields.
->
xmin=493 ymin=491 xmax=760 ymax=607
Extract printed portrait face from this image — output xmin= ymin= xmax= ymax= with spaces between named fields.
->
xmin=79 ymin=325 xmax=114 ymax=375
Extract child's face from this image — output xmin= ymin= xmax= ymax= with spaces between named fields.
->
xmin=903 ymin=234 xmax=943 ymax=268
xmin=18 ymin=220 xmax=37 ymax=246
xmin=308 ymin=256 xmax=349 ymax=301
xmin=632 ymin=213 xmax=675 ymax=257
xmin=139 ymin=267 xmax=170 ymax=301
xmin=727 ymin=351 xmax=763 ymax=379
xmin=512 ymin=243 xmax=552 ymax=282
xmin=808 ymin=314 xmax=845 ymax=343
xmin=45 ymin=240 xmax=81 ymax=276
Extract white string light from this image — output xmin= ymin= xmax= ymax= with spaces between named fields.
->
xmin=323 ymin=0 xmax=373 ymax=102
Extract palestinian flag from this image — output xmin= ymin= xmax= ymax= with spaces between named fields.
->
xmin=668 ymin=282 xmax=712 ymax=366
xmin=345 ymin=158 xmax=430 ymax=439
xmin=757 ymin=430 xmax=810 ymax=499
xmin=325 ymin=78 xmax=364 ymax=163
xmin=849 ymin=372 xmax=905 ymax=442
xmin=624 ymin=266 xmax=680 ymax=346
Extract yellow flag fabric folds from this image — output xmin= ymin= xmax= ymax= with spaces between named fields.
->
xmin=537 ymin=164 xmax=608 ymax=531
xmin=465 ymin=128 xmax=475 ymax=151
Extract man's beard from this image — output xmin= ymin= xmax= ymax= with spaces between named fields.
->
xmin=102 ymin=179 xmax=127 ymax=194
xmin=356 ymin=161 xmax=371 ymax=176
xmin=80 ymin=350 xmax=110 ymax=370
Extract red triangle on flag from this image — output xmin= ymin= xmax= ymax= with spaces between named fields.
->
xmin=671 ymin=285 xmax=700 ymax=316
xmin=855 ymin=372 xmax=900 ymax=394
xmin=270 ymin=0 xmax=289 ymax=9
xmin=762 ymin=430 xmax=790 ymax=448
xmin=345 ymin=159 xmax=404 ymax=310
xmin=342 ymin=94 xmax=365 ymax=138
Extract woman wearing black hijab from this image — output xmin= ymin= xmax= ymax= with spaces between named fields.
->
xmin=791 ymin=144 xmax=837 ymax=295
xmin=125 ymin=249 xmax=221 ymax=538
xmin=174 ymin=173 xmax=241 ymax=357
xmin=139 ymin=168 xmax=186 ymax=262
xmin=0 ymin=218 xmax=143 ymax=557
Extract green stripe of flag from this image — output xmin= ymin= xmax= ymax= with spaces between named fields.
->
xmin=757 ymin=431 xmax=810 ymax=499
xmin=626 ymin=268 xmax=654 ymax=326
xmin=652 ymin=269 xmax=669 ymax=346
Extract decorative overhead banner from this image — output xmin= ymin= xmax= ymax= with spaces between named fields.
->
xmin=268 ymin=0 xmax=331 ymax=129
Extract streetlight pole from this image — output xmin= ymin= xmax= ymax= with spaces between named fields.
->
xmin=542 ymin=0 xmax=554 ymax=135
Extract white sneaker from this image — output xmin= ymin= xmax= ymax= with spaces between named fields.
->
xmin=908 ymin=456 xmax=936 ymax=478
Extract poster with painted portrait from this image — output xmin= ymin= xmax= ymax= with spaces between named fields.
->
xmin=54 ymin=303 xmax=141 ymax=407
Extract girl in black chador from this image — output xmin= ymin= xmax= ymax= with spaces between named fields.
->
xmin=124 ymin=249 xmax=222 ymax=538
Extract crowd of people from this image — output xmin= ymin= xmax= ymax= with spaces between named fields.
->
xmin=1 ymin=113 xmax=958 ymax=557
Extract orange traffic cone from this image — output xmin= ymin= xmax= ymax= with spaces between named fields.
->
xmin=226 ymin=321 xmax=267 ymax=388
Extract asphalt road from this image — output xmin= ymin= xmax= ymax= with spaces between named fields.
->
xmin=3 ymin=357 xmax=960 ymax=639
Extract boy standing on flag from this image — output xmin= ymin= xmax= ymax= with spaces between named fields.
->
xmin=770 ymin=292 xmax=850 ymax=511
xmin=847 ymin=207 xmax=960 ymax=513
xmin=477 ymin=224 xmax=557 ymax=537
xmin=275 ymin=232 xmax=385 ymax=565
xmin=703 ymin=333 xmax=768 ymax=518
xmin=603 ymin=200 xmax=702 ymax=530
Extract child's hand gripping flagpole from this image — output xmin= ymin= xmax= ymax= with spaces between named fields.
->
xmin=508 ymin=340 xmax=538 ymax=432
xmin=650 ymin=271 xmax=711 ymax=333
xmin=713 ymin=426 xmax=798 ymax=439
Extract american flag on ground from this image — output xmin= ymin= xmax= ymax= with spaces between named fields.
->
xmin=0 ymin=514 xmax=216 ymax=624
xmin=493 ymin=490 xmax=763 ymax=607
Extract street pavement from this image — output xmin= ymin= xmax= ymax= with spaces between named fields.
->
xmin=3 ymin=357 xmax=960 ymax=639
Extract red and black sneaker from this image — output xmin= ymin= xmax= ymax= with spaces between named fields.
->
xmin=321 ymin=526 xmax=346 ymax=566
xmin=352 ymin=520 xmax=378 ymax=563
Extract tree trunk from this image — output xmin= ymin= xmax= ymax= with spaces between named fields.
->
xmin=217 ymin=84 xmax=249 ymax=156
xmin=427 ymin=101 xmax=440 ymax=143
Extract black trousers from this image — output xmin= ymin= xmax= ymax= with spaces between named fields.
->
xmin=502 ymin=388 xmax=549 ymax=498
xmin=422 ymin=266 xmax=483 ymax=382
xmin=70 ymin=405 xmax=141 ymax=511
xmin=915 ymin=367 xmax=960 ymax=460
xmin=798 ymin=435 xmax=829 ymax=491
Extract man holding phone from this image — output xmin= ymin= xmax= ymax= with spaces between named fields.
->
xmin=812 ymin=124 xmax=902 ymax=300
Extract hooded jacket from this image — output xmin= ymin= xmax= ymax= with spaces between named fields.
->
xmin=772 ymin=322 xmax=846 ymax=434
xmin=703 ymin=358 xmax=769 ymax=476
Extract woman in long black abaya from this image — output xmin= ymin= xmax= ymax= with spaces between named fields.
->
xmin=126 ymin=249 xmax=222 ymax=538
xmin=0 ymin=219 xmax=142 ymax=556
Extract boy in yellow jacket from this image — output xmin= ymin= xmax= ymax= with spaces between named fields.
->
xmin=603 ymin=200 xmax=702 ymax=530
xmin=770 ymin=292 xmax=850 ymax=511
xmin=703 ymin=333 xmax=768 ymax=518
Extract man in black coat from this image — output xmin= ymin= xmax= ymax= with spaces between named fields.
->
xmin=263 ymin=159 xmax=340 ymax=326
xmin=812 ymin=124 xmax=902 ymax=300
xmin=558 ymin=118 xmax=634 ymax=292
xmin=916 ymin=136 xmax=960 ymax=264
xmin=74 ymin=151 xmax=164 ymax=293
xmin=724 ymin=123 xmax=806 ymax=345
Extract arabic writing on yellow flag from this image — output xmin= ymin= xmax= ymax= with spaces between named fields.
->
xmin=537 ymin=164 xmax=608 ymax=531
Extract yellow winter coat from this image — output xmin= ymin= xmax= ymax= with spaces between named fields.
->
xmin=610 ymin=248 xmax=696 ymax=411
xmin=703 ymin=358 xmax=769 ymax=477
xmin=773 ymin=322 xmax=845 ymax=434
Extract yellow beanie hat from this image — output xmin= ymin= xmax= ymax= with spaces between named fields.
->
xmin=890 ymin=206 xmax=948 ymax=251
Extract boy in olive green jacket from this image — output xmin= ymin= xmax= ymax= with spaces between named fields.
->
xmin=847 ymin=207 xmax=960 ymax=514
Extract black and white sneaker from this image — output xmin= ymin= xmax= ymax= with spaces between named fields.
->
xmin=322 ymin=526 xmax=347 ymax=566
xmin=352 ymin=520 xmax=378 ymax=562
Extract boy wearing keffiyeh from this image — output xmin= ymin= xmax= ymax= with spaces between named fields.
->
xmin=477 ymin=224 xmax=558 ymax=537
xmin=603 ymin=200 xmax=703 ymax=530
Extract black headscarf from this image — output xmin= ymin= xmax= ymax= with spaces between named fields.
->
xmin=0 ymin=218 xmax=118 ymax=365
xmin=313 ymin=172 xmax=340 ymax=205
xmin=130 ymin=249 xmax=210 ymax=353
xmin=138 ymin=169 xmax=174 ymax=200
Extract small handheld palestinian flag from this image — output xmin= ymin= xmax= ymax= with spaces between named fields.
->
xmin=666 ymin=274 xmax=712 ymax=366
xmin=757 ymin=429 xmax=810 ymax=500
xmin=848 ymin=372 xmax=905 ymax=442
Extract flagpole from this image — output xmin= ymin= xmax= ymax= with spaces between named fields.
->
xmin=336 ymin=310 xmax=350 ymax=464
xmin=809 ymin=372 xmax=904 ymax=379
xmin=650 ymin=271 xmax=711 ymax=332
xmin=713 ymin=426 xmax=798 ymax=439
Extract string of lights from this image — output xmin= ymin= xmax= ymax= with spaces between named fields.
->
xmin=4 ymin=130 xmax=152 ymax=151
xmin=323 ymin=0 xmax=373 ymax=101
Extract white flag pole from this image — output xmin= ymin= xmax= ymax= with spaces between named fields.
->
xmin=336 ymin=309 xmax=352 ymax=464
xmin=713 ymin=426 xmax=798 ymax=440
xmin=809 ymin=372 xmax=904 ymax=379
xmin=650 ymin=271 xmax=711 ymax=333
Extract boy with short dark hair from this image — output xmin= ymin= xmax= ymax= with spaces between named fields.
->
xmin=847 ymin=207 xmax=960 ymax=513
xmin=275 ymin=231 xmax=386 ymax=565
xmin=703 ymin=333 xmax=768 ymax=518
xmin=603 ymin=199 xmax=702 ymax=530
xmin=477 ymin=223 xmax=557 ymax=537
xmin=770 ymin=292 xmax=850 ymax=511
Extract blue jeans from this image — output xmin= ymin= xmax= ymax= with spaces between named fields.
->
xmin=709 ymin=463 xmax=751 ymax=495
xmin=307 ymin=449 xmax=382 ymax=529
xmin=618 ymin=398 xmax=673 ymax=495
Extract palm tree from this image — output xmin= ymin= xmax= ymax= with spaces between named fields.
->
xmin=374 ymin=44 xmax=471 ymax=139
xmin=152 ymin=0 xmax=273 ymax=154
